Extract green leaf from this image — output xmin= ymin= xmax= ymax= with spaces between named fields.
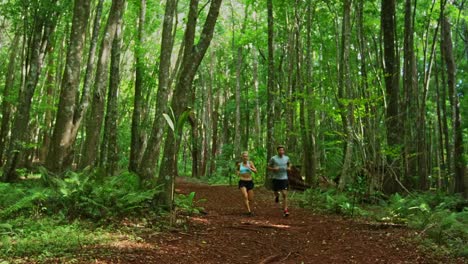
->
xmin=163 ymin=113 xmax=175 ymax=132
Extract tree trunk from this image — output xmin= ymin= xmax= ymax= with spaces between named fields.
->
xmin=266 ymin=0 xmax=276 ymax=180
xmin=338 ymin=0 xmax=354 ymax=190
xmin=157 ymin=0 xmax=223 ymax=209
xmin=381 ymin=0 xmax=401 ymax=193
xmin=129 ymin=0 xmax=146 ymax=173
xmin=0 ymin=32 xmax=20 ymax=166
xmin=418 ymin=0 xmax=440 ymax=190
xmin=138 ymin=0 xmax=177 ymax=181
xmin=402 ymin=0 xmax=418 ymax=188
xmin=435 ymin=62 xmax=447 ymax=189
xmin=302 ymin=0 xmax=317 ymax=186
xmin=80 ymin=0 xmax=125 ymax=169
xmin=234 ymin=45 xmax=242 ymax=157
xmin=46 ymin=0 xmax=92 ymax=173
xmin=209 ymin=55 xmax=219 ymax=176
xmin=70 ymin=0 xmax=105 ymax=168
xmin=189 ymin=112 xmax=199 ymax=178
xmin=101 ymin=9 xmax=123 ymax=176
xmin=3 ymin=2 xmax=58 ymax=182
xmin=39 ymin=54 xmax=56 ymax=163
xmin=252 ymin=48 xmax=262 ymax=148
xmin=441 ymin=14 xmax=466 ymax=197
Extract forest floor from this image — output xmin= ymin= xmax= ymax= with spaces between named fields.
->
xmin=72 ymin=178 xmax=464 ymax=264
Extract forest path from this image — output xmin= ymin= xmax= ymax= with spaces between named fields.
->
xmin=87 ymin=179 xmax=460 ymax=264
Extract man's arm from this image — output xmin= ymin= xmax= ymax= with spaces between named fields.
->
xmin=287 ymin=157 xmax=292 ymax=171
xmin=267 ymin=158 xmax=279 ymax=171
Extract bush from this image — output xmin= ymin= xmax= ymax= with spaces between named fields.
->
xmin=383 ymin=192 xmax=467 ymax=256
xmin=0 ymin=171 xmax=164 ymax=261
xmin=300 ymin=188 xmax=467 ymax=256
xmin=301 ymin=188 xmax=365 ymax=216
xmin=0 ymin=217 xmax=112 ymax=259
xmin=0 ymin=171 xmax=162 ymax=221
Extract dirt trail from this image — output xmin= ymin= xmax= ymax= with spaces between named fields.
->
xmin=85 ymin=180 xmax=462 ymax=264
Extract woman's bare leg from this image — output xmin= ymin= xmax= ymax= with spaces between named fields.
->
xmin=240 ymin=187 xmax=251 ymax=212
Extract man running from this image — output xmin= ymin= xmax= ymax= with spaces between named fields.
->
xmin=267 ymin=145 xmax=291 ymax=217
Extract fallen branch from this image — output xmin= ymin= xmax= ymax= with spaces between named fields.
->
xmin=228 ymin=226 xmax=263 ymax=232
xmin=278 ymin=252 xmax=292 ymax=262
xmin=259 ymin=252 xmax=292 ymax=264
xmin=259 ymin=254 xmax=281 ymax=264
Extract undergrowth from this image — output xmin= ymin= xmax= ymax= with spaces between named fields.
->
xmin=0 ymin=170 xmax=204 ymax=262
xmin=299 ymin=187 xmax=468 ymax=257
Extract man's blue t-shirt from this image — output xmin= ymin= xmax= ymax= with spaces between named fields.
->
xmin=269 ymin=155 xmax=290 ymax=180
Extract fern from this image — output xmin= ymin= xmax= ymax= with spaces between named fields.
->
xmin=0 ymin=192 xmax=47 ymax=219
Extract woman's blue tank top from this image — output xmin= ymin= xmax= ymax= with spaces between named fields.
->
xmin=239 ymin=161 xmax=251 ymax=174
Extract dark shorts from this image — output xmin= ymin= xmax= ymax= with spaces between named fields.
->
xmin=238 ymin=180 xmax=254 ymax=191
xmin=272 ymin=179 xmax=289 ymax=191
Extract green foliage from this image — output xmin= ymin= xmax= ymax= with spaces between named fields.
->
xmin=301 ymin=188 xmax=365 ymax=216
xmin=174 ymin=192 xmax=206 ymax=215
xmin=300 ymin=188 xmax=467 ymax=256
xmin=381 ymin=192 xmax=468 ymax=256
xmin=0 ymin=171 xmax=163 ymax=261
xmin=0 ymin=217 xmax=113 ymax=259
xmin=45 ymin=171 xmax=160 ymax=220
xmin=0 ymin=171 xmax=161 ymax=221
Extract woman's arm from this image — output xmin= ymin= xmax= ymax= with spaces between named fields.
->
xmin=249 ymin=162 xmax=258 ymax=173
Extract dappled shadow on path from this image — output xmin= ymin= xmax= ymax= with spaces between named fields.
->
xmin=75 ymin=180 xmax=462 ymax=264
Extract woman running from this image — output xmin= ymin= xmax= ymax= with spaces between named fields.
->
xmin=237 ymin=151 xmax=258 ymax=216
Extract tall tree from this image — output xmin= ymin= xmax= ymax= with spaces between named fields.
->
xmin=402 ymin=0 xmax=418 ymax=188
xmin=46 ymin=0 xmax=92 ymax=173
xmin=70 ymin=0 xmax=106 ymax=168
xmin=138 ymin=0 xmax=177 ymax=181
xmin=129 ymin=0 xmax=147 ymax=173
xmin=3 ymin=0 xmax=59 ymax=182
xmin=100 ymin=8 xmax=123 ymax=175
xmin=338 ymin=0 xmax=354 ymax=190
xmin=301 ymin=0 xmax=317 ymax=186
xmin=0 ymin=32 xmax=20 ymax=165
xmin=80 ymin=0 xmax=126 ymax=169
xmin=441 ymin=10 xmax=466 ymax=197
xmin=381 ymin=0 xmax=401 ymax=193
xmin=157 ymin=0 xmax=223 ymax=209
xmin=266 ymin=0 xmax=275 ymax=179
xmin=418 ymin=0 xmax=440 ymax=189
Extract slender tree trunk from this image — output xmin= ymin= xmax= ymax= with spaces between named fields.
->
xmin=3 ymin=2 xmax=58 ymax=182
xmin=402 ymin=0 xmax=418 ymax=188
xmin=441 ymin=15 xmax=466 ymax=197
xmin=189 ymin=112 xmax=199 ymax=178
xmin=70 ymin=0 xmax=105 ymax=168
xmin=285 ymin=21 xmax=296 ymax=154
xmin=0 ymin=33 xmax=20 ymax=166
xmin=357 ymin=0 xmax=377 ymax=192
xmin=266 ymin=0 xmax=276 ymax=179
xmin=129 ymin=0 xmax=146 ymax=172
xmin=101 ymin=10 xmax=123 ymax=175
xmin=39 ymin=54 xmax=56 ymax=163
xmin=252 ymin=48 xmax=262 ymax=148
xmin=138 ymin=0 xmax=177 ymax=181
xmin=435 ymin=62 xmax=447 ymax=189
xmin=209 ymin=55 xmax=219 ymax=176
xmin=381 ymin=0 xmax=401 ymax=193
xmin=157 ymin=0 xmax=223 ymax=209
xmin=234 ymin=45 xmax=242 ymax=157
xmin=418 ymin=0 xmax=440 ymax=190
xmin=200 ymin=68 xmax=213 ymax=177
xmin=338 ymin=0 xmax=354 ymax=190
xmin=46 ymin=0 xmax=92 ymax=173
xmin=80 ymin=0 xmax=125 ymax=169
xmin=302 ymin=0 xmax=316 ymax=186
